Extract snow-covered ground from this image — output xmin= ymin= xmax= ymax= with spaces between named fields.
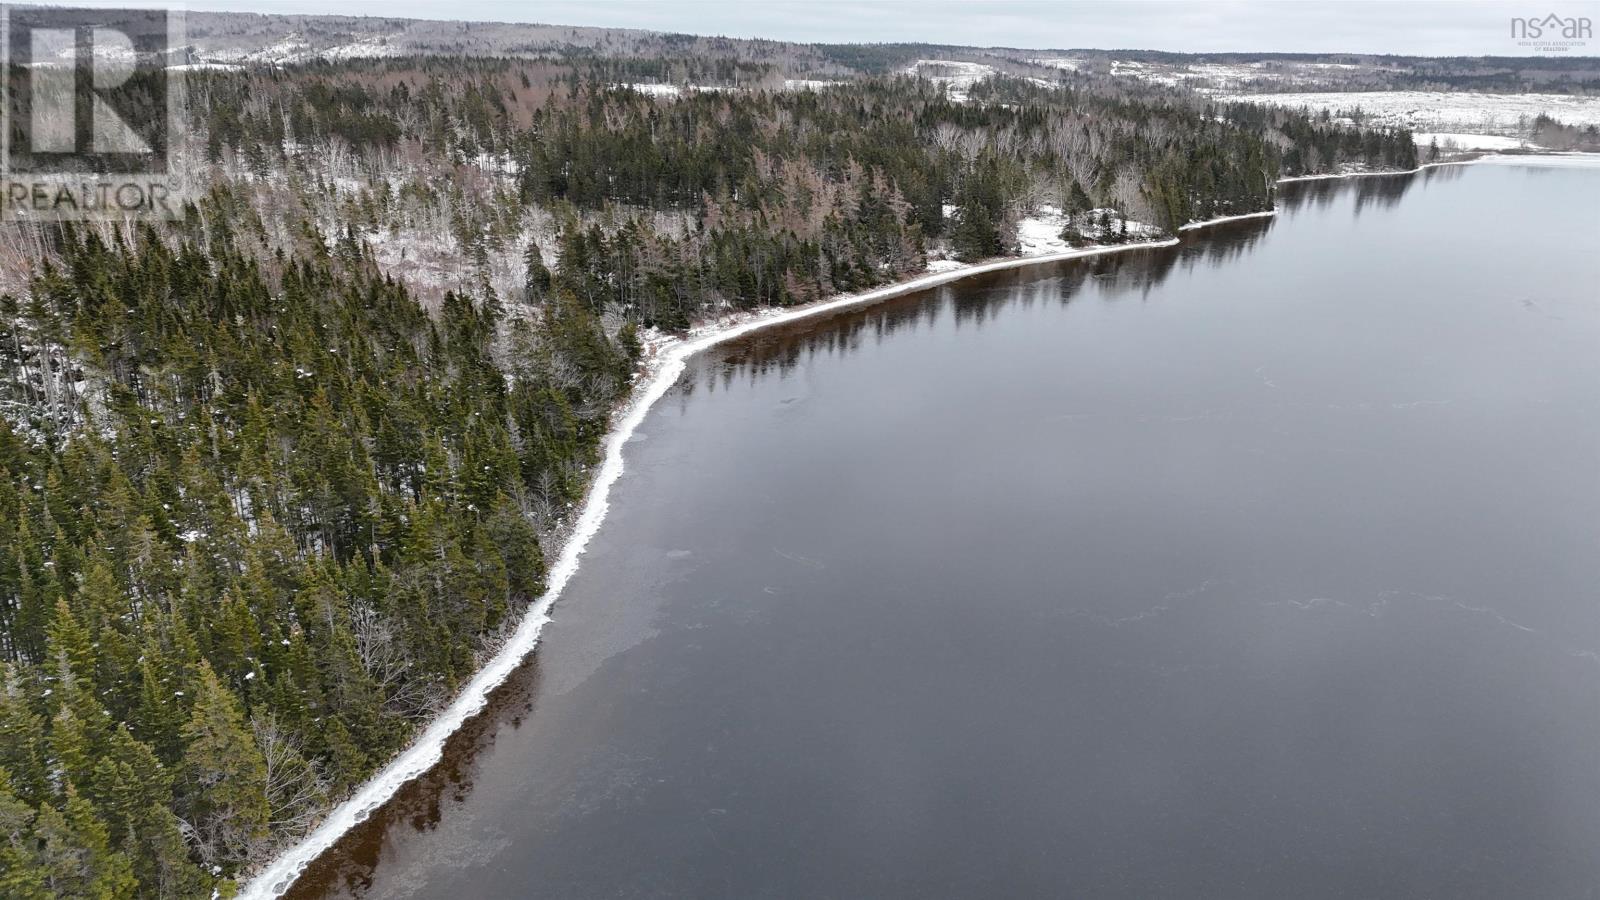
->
xmin=1176 ymin=210 xmax=1277 ymax=230
xmin=204 ymin=36 xmax=313 ymax=65
xmin=1019 ymin=59 xmax=1600 ymax=149
xmin=470 ymin=151 xmax=521 ymax=176
xmin=1016 ymin=205 xmax=1161 ymax=255
xmin=903 ymin=59 xmax=995 ymax=103
xmin=618 ymin=82 xmax=683 ymax=98
xmin=1016 ymin=210 xmax=1074 ymax=255
xmin=1029 ymin=57 xmax=1084 ymax=72
xmin=1218 ymin=90 xmax=1600 ymax=135
xmin=1031 ymin=57 xmax=1392 ymax=92
xmin=1414 ymin=132 xmax=1530 ymax=152
xmin=932 ymin=202 xmax=1160 ymax=263
xmin=1472 ymin=152 xmax=1600 ymax=169
xmin=196 ymin=34 xmax=405 ymax=65
xmin=611 ymin=82 xmax=759 ymax=98
xmin=783 ymin=79 xmax=845 ymax=91
xmin=320 ymin=38 xmax=401 ymax=60
xmin=1110 ymin=60 xmax=1262 ymax=88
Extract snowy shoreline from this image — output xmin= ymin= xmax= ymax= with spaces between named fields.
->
xmin=1274 ymin=150 xmax=1600 ymax=183
xmin=1177 ymin=209 xmax=1277 ymax=230
xmin=1275 ymin=159 xmax=1474 ymax=183
xmin=238 ymin=216 xmax=1274 ymax=898
xmin=240 ymin=150 xmax=1598 ymax=897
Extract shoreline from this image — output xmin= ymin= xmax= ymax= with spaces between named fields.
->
xmin=1275 ymin=159 xmax=1476 ymax=182
xmin=242 ymin=149 xmax=1599 ymax=898
xmin=237 ymin=217 xmax=1243 ymax=899
xmin=1274 ymin=150 xmax=1600 ymax=183
xmin=1177 ymin=209 xmax=1277 ymax=230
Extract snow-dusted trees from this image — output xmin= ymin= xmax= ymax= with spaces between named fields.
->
xmin=0 ymin=217 xmax=634 ymax=894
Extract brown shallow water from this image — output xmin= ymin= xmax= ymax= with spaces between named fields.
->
xmin=288 ymin=164 xmax=1600 ymax=899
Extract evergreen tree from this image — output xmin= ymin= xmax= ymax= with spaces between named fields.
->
xmin=177 ymin=663 xmax=268 ymax=866
xmin=524 ymin=240 xmax=553 ymax=302
xmin=34 ymin=786 xmax=138 ymax=899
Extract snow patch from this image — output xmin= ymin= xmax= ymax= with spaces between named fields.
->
xmin=1110 ymin=60 xmax=1262 ymax=88
xmin=470 ymin=151 xmax=521 ymax=176
xmin=205 ymin=36 xmax=313 ymax=66
xmin=1016 ymin=207 xmax=1075 ymax=255
xmin=1030 ymin=57 xmax=1084 ymax=72
xmin=1220 ymin=90 xmax=1600 ymax=136
xmin=903 ymin=59 xmax=995 ymax=103
xmin=1414 ymin=132 xmax=1529 ymax=152
xmin=618 ymin=82 xmax=683 ymax=98
xmin=1021 ymin=206 xmax=1161 ymax=254
xmin=783 ymin=79 xmax=843 ymax=91
xmin=319 ymin=38 xmax=401 ymax=61
xmin=1177 ymin=210 xmax=1277 ymax=231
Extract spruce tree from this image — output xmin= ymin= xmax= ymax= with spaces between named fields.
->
xmin=177 ymin=663 xmax=268 ymax=866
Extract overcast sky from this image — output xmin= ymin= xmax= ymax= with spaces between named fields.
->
xmin=56 ymin=1 xmax=1600 ymax=55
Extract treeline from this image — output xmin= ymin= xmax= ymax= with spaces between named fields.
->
xmin=0 ymin=213 xmax=633 ymax=895
xmin=1217 ymin=98 xmax=1417 ymax=176
xmin=1530 ymin=113 xmax=1600 ymax=151
xmin=188 ymin=62 xmax=1415 ymax=320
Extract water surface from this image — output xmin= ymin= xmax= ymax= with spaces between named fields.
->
xmin=294 ymin=164 xmax=1600 ymax=899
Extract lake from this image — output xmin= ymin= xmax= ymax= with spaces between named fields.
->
xmin=290 ymin=162 xmax=1600 ymax=899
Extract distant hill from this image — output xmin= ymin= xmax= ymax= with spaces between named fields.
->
xmin=140 ymin=9 xmax=1600 ymax=93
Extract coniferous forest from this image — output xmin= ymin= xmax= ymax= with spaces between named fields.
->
xmin=0 ymin=50 xmax=1420 ymax=897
